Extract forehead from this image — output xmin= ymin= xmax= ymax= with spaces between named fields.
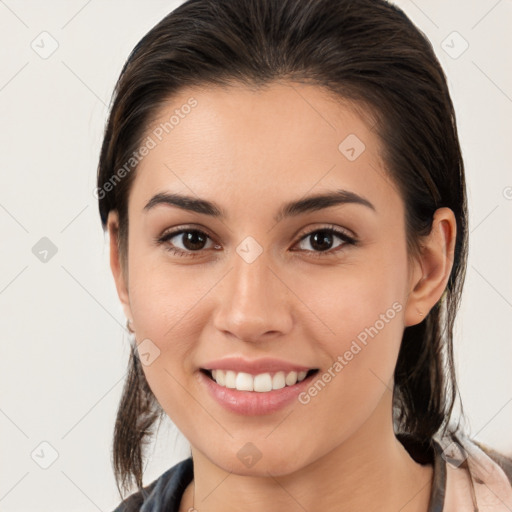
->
xmin=130 ymin=81 xmax=401 ymax=220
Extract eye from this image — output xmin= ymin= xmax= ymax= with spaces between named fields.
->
xmin=156 ymin=225 xmax=358 ymax=259
xmin=157 ymin=228 xmax=220 ymax=258
xmin=292 ymin=226 xmax=357 ymax=257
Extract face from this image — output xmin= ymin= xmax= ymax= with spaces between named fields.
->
xmin=109 ymin=81 xmax=426 ymax=476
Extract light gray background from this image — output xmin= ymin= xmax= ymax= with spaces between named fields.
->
xmin=0 ymin=1 xmax=511 ymax=510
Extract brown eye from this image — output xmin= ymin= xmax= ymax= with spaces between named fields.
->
xmin=176 ymin=230 xmax=209 ymax=250
xmin=293 ymin=227 xmax=357 ymax=256
xmin=157 ymin=229 xmax=218 ymax=258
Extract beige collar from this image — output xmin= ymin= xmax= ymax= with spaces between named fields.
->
xmin=435 ymin=432 xmax=512 ymax=511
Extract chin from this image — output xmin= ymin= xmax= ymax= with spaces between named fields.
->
xmin=204 ymin=445 xmax=309 ymax=478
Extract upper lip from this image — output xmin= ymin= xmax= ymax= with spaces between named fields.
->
xmin=202 ymin=356 xmax=315 ymax=375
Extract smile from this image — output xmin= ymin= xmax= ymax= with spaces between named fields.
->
xmin=202 ymin=369 xmax=318 ymax=392
xmin=197 ymin=356 xmax=321 ymax=415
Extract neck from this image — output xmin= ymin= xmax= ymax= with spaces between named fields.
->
xmin=180 ymin=393 xmax=434 ymax=512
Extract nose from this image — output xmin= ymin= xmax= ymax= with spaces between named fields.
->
xmin=212 ymin=250 xmax=294 ymax=343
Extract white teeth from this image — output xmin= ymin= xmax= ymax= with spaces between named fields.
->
xmin=225 ymin=370 xmax=236 ymax=389
xmin=215 ymin=369 xmax=225 ymax=386
xmin=254 ymin=373 xmax=272 ymax=392
xmin=209 ymin=369 xmax=311 ymax=392
xmin=272 ymin=371 xmax=286 ymax=390
xmin=235 ymin=372 xmax=253 ymax=391
xmin=285 ymin=371 xmax=298 ymax=386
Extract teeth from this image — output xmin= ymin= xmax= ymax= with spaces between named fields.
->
xmin=209 ymin=369 xmax=310 ymax=392
xmin=225 ymin=370 xmax=236 ymax=389
xmin=214 ymin=369 xmax=225 ymax=386
xmin=254 ymin=373 xmax=272 ymax=392
xmin=285 ymin=371 xmax=298 ymax=386
xmin=235 ymin=372 xmax=254 ymax=391
xmin=272 ymin=371 xmax=286 ymax=390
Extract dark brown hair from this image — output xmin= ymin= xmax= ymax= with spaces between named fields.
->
xmin=97 ymin=0 xmax=469 ymax=499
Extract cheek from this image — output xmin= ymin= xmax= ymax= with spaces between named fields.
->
xmin=291 ymin=252 xmax=406 ymax=399
xmin=129 ymin=269 xmax=200 ymax=420
xmin=295 ymin=291 xmax=404 ymax=448
xmin=291 ymin=252 xmax=406 ymax=341
xmin=127 ymin=243 xmax=205 ymax=339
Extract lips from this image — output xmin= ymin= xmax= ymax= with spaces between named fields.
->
xmin=198 ymin=364 xmax=320 ymax=415
xmin=202 ymin=356 xmax=315 ymax=374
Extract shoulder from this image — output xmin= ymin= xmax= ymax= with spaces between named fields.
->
xmin=438 ymin=430 xmax=512 ymax=510
xmin=111 ymin=457 xmax=193 ymax=512
xmin=111 ymin=481 xmax=156 ymax=512
xmin=447 ymin=430 xmax=512 ymax=483
xmin=471 ymin=437 xmax=512 ymax=485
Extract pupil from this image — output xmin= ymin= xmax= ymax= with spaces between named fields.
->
xmin=311 ymin=231 xmax=332 ymax=251
xmin=183 ymin=231 xmax=206 ymax=250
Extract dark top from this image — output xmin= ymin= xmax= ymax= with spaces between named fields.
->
xmin=111 ymin=433 xmax=512 ymax=512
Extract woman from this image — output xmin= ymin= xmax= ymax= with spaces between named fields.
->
xmin=96 ymin=0 xmax=512 ymax=510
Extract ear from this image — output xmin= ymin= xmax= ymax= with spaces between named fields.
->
xmin=106 ymin=210 xmax=133 ymax=327
xmin=404 ymin=207 xmax=456 ymax=327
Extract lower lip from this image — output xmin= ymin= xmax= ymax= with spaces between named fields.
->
xmin=197 ymin=370 xmax=316 ymax=416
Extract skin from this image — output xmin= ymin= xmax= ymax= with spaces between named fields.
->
xmin=108 ymin=81 xmax=456 ymax=512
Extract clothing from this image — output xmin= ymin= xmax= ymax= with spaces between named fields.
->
xmin=112 ymin=431 xmax=512 ymax=511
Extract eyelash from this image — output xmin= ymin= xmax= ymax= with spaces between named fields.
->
xmin=156 ymin=225 xmax=358 ymax=260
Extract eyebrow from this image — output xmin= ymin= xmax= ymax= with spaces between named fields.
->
xmin=143 ymin=189 xmax=376 ymax=222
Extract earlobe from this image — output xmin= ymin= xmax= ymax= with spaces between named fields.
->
xmin=106 ymin=211 xmax=133 ymax=326
xmin=404 ymin=207 xmax=456 ymax=327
